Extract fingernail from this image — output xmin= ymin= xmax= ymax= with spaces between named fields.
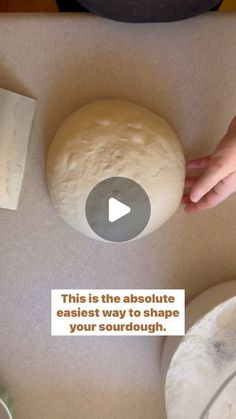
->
xmin=191 ymin=193 xmax=200 ymax=202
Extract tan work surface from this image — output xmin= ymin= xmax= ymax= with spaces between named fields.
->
xmin=0 ymin=13 xmax=236 ymax=419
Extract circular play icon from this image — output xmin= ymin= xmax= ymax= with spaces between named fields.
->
xmin=85 ymin=177 xmax=151 ymax=242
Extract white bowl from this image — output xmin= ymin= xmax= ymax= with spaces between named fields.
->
xmin=161 ymin=280 xmax=236 ymax=419
xmin=161 ymin=280 xmax=236 ymax=383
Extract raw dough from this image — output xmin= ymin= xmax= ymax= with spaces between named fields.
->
xmin=47 ymin=99 xmax=185 ymax=240
xmin=165 ymin=297 xmax=236 ymax=419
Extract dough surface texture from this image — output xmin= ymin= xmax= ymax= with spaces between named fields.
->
xmin=47 ymin=99 xmax=185 ymax=240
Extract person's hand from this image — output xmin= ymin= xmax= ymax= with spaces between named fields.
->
xmin=183 ymin=116 xmax=236 ymax=212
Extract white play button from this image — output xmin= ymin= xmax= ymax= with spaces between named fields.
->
xmin=108 ymin=197 xmax=131 ymax=223
xmin=86 ymin=177 xmax=151 ymax=242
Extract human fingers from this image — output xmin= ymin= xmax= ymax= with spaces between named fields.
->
xmin=185 ymin=175 xmax=236 ymax=212
xmin=184 ymin=177 xmax=198 ymax=187
xmin=186 ymin=156 xmax=211 ymax=170
xmin=189 ymin=159 xmax=229 ymax=203
xmin=182 ymin=195 xmax=192 ymax=204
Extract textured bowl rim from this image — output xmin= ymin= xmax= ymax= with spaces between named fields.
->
xmin=161 ymin=279 xmax=236 ymax=386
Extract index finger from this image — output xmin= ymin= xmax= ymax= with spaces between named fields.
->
xmin=190 ymin=162 xmax=228 ymax=202
xmin=185 ymin=181 xmax=234 ymax=212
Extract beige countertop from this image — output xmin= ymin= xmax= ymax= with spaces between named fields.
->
xmin=0 ymin=12 xmax=236 ymax=419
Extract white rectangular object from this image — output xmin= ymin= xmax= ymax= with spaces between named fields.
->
xmin=51 ymin=289 xmax=185 ymax=336
xmin=0 ymin=88 xmax=36 ymax=210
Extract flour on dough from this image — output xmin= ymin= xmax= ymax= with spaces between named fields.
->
xmin=47 ymin=99 xmax=185 ymax=240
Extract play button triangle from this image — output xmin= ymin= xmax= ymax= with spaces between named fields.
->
xmin=108 ymin=197 xmax=131 ymax=223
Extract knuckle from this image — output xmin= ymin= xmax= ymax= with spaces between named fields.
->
xmin=212 ymin=186 xmax=222 ymax=196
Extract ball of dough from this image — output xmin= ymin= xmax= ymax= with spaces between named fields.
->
xmin=47 ymin=99 xmax=185 ymax=240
